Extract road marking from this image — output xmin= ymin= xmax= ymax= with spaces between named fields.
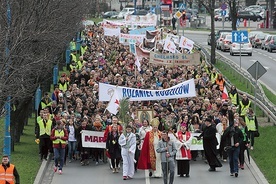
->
xmin=264 ymin=66 xmax=269 ymax=70
xmin=145 ymin=170 xmax=150 ymax=184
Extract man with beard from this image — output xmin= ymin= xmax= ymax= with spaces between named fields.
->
xmin=197 ymin=118 xmax=222 ymax=171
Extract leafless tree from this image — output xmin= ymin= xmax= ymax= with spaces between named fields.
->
xmin=197 ymin=0 xmax=216 ymax=64
xmin=0 ymin=0 xmax=92 ymax=148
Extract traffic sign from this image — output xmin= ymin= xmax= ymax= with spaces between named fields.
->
xmin=179 ymin=3 xmax=186 ymax=11
xmin=221 ymin=10 xmax=226 ymax=16
xmin=232 ymin=30 xmax=248 ymax=43
xmin=247 ymin=61 xmax=267 ymax=80
xmin=221 ymin=3 xmax=227 ymax=10
xmin=175 ymin=11 xmax=182 ymax=19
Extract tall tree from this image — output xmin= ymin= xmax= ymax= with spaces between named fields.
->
xmin=197 ymin=0 xmax=216 ymax=64
xmin=0 ymin=0 xmax=92 ymax=148
xmin=228 ymin=0 xmax=238 ymax=30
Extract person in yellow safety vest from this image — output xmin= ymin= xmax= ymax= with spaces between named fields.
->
xmin=0 ymin=155 xmax=20 ymax=184
xmin=77 ymin=56 xmax=85 ymax=70
xmin=228 ymin=85 xmax=239 ymax=106
xmin=69 ymin=62 xmax=77 ymax=72
xmin=80 ymin=42 xmax=88 ymax=56
xmin=244 ymin=108 xmax=258 ymax=150
xmin=50 ymin=120 xmax=68 ymax=175
xmin=210 ymin=68 xmax=218 ymax=83
xmin=69 ymin=38 xmax=76 ymax=51
xmin=38 ymin=92 xmax=52 ymax=114
xmin=239 ymin=94 xmax=251 ymax=118
xmin=58 ymin=74 xmax=69 ymax=92
xmin=70 ymin=50 xmax=77 ymax=64
xmin=36 ymin=113 xmax=53 ymax=161
xmin=214 ymin=73 xmax=225 ymax=92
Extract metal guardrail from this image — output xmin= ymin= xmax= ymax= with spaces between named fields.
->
xmin=196 ymin=43 xmax=276 ymax=125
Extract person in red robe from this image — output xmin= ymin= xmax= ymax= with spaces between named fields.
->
xmin=137 ymin=118 xmax=162 ymax=177
xmin=175 ymin=123 xmax=192 ymax=177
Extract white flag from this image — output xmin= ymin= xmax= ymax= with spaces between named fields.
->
xmin=179 ymin=36 xmax=194 ymax=50
xmin=163 ymin=38 xmax=177 ymax=53
xmin=135 ymin=57 xmax=141 ymax=72
xmin=106 ymin=92 xmax=120 ymax=115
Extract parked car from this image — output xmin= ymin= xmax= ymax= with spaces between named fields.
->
xmin=221 ymin=34 xmax=232 ymax=52
xmin=237 ymin=11 xmax=262 ymax=21
xmin=261 ymin=34 xmax=272 ymax=50
xmin=102 ymin=11 xmax=118 ymax=18
xmin=207 ymin=29 xmax=232 ymax=45
xmin=132 ymin=9 xmax=149 ymax=15
xmin=230 ymin=40 xmax=252 ymax=56
xmin=117 ymin=8 xmax=135 ymax=19
xmin=216 ymin=32 xmax=231 ymax=50
xmin=248 ymin=31 xmax=263 ymax=43
xmin=267 ymin=35 xmax=276 ymax=52
xmin=251 ymin=33 xmax=269 ymax=48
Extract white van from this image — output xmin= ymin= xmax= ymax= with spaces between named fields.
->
xmin=117 ymin=8 xmax=135 ymax=19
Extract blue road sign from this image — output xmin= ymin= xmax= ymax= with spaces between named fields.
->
xmin=221 ymin=10 xmax=226 ymax=16
xmin=179 ymin=3 xmax=186 ymax=11
xmin=232 ymin=30 xmax=248 ymax=43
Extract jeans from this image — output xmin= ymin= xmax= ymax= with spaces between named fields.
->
xmin=161 ymin=160 xmax=175 ymax=184
xmin=54 ymin=147 xmax=65 ymax=170
xmin=68 ymin=141 xmax=76 ymax=160
xmin=228 ymin=146 xmax=240 ymax=174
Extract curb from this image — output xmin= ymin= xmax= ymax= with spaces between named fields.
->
xmin=33 ymin=154 xmax=52 ymax=184
xmin=245 ymin=155 xmax=269 ymax=184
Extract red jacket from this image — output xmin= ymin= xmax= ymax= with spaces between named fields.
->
xmin=50 ymin=127 xmax=68 ymax=148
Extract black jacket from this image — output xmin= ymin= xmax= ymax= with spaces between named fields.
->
xmin=222 ymin=126 xmax=244 ymax=147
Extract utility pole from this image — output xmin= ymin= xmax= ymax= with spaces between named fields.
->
xmin=4 ymin=0 xmax=11 ymax=158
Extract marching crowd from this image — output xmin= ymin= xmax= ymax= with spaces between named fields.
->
xmin=34 ymin=22 xmax=259 ymax=183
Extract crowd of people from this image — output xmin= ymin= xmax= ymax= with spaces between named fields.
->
xmin=34 ymin=21 xmax=259 ymax=182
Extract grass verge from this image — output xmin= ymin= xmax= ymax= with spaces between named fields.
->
xmin=12 ymin=117 xmax=40 ymax=184
xmin=251 ymin=126 xmax=276 ymax=183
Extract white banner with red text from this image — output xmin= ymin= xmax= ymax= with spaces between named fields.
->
xmin=81 ymin=130 xmax=105 ymax=148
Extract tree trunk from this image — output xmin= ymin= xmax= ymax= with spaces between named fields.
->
xmin=229 ymin=0 xmax=238 ymax=30
xmin=210 ymin=0 xmax=216 ymax=64
xmin=10 ymin=98 xmax=33 ymax=150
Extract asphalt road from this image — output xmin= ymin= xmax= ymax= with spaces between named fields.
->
xmin=43 ymin=156 xmax=261 ymax=184
xmin=184 ymin=31 xmax=276 ymax=94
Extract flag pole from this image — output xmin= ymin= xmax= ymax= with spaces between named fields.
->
xmin=135 ymin=58 xmax=137 ymax=81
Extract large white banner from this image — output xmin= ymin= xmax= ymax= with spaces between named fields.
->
xmin=168 ymin=133 xmax=221 ymax=150
xmin=149 ymin=51 xmax=201 ymax=66
xmin=119 ymin=33 xmax=144 ymax=44
xmin=81 ymin=130 xmax=105 ymax=148
xmin=124 ymin=14 xmax=157 ymax=26
xmin=103 ymin=27 xmax=121 ymax=37
xmin=99 ymin=79 xmax=196 ymax=102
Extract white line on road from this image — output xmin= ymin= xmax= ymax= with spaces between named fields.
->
xmin=145 ymin=170 xmax=150 ymax=184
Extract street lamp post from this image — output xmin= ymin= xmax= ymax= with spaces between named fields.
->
xmin=4 ymin=0 xmax=11 ymax=158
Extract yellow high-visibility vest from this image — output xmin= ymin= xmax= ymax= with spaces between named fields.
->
xmin=37 ymin=119 xmax=52 ymax=136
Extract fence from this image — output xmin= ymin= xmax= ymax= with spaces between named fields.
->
xmin=196 ymin=43 xmax=276 ymax=125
